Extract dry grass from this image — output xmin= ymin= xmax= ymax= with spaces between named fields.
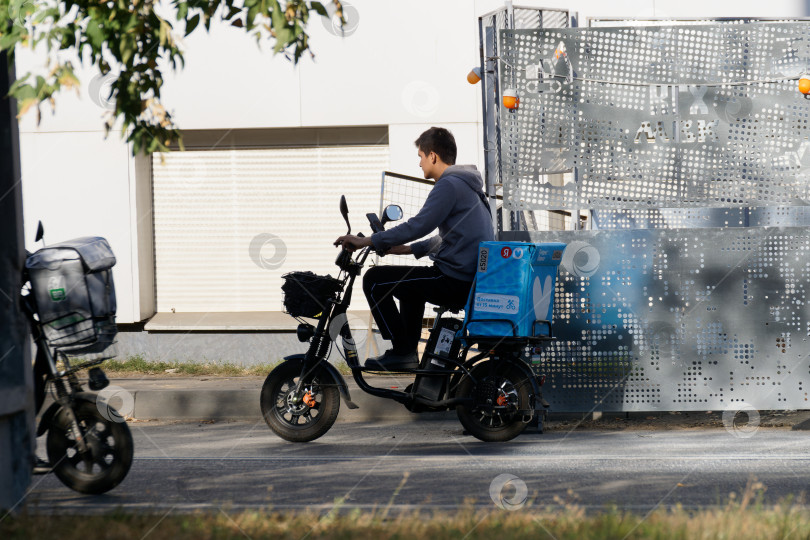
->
xmin=4 ymin=481 xmax=810 ymax=539
xmin=102 ymin=355 xmax=353 ymax=377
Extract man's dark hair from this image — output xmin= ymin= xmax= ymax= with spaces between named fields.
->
xmin=414 ymin=127 xmax=457 ymax=165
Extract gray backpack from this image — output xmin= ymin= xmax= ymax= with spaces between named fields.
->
xmin=26 ymin=237 xmax=117 ymax=352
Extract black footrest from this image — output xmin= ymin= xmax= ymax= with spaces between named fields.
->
xmin=354 ymin=366 xmax=417 ymax=374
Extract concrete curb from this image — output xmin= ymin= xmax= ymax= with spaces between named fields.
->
xmin=87 ymin=377 xmax=810 ymax=428
xmin=129 ymin=387 xmax=456 ymax=423
xmin=115 ymin=377 xmax=452 ymax=423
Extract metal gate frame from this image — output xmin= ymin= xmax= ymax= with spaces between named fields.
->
xmin=478 ymin=5 xmax=573 ymax=235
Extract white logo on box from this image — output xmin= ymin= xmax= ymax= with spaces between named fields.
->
xmin=474 ymin=293 xmax=520 ymax=315
xmin=532 ymin=275 xmax=553 ymax=320
xmin=513 ymin=247 xmax=524 ymax=259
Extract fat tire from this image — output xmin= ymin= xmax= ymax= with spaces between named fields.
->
xmin=46 ymin=398 xmax=134 ymax=494
xmin=456 ymin=362 xmax=531 ymax=442
xmin=260 ymin=360 xmax=340 ymax=442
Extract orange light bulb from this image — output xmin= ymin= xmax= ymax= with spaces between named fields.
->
xmin=503 ymin=88 xmax=520 ymax=110
xmin=467 ymin=67 xmax=482 ymax=84
xmin=800 ymin=75 xmax=810 ymax=95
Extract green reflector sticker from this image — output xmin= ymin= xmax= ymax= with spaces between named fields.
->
xmin=49 ymin=288 xmax=66 ymax=302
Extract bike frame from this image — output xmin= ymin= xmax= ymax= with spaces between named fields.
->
xmin=291 ymin=244 xmax=497 ymax=411
xmin=21 ymin=275 xmax=94 ymax=451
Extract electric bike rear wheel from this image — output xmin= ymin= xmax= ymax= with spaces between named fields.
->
xmin=260 ymin=360 xmax=340 ymax=442
xmin=456 ymin=362 xmax=531 ymax=442
xmin=46 ymin=398 xmax=134 ymax=494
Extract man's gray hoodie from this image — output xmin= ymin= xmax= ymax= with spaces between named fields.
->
xmin=370 ymin=165 xmax=495 ymax=282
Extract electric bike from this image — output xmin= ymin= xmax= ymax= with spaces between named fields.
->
xmin=23 ymin=222 xmax=133 ymax=494
xmin=260 ymin=196 xmax=554 ymax=442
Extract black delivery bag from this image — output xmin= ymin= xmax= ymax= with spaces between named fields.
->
xmin=25 ymin=236 xmax=117 ymax=352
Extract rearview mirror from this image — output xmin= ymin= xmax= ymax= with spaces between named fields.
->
xmin=340 ymin=195 xmax=351 ymax=234
xmin=381 ymin=205 xmax=403 ymax=225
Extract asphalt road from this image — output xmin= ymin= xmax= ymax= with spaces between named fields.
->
xmin=22 ymin=419 xmax=810 ymax=513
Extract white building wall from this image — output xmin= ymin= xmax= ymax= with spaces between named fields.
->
xmin=17 ymin=0 xmax=810 ymax=323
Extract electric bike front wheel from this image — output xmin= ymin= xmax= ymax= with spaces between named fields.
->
xmin=260 ymin=360 xmax=340 ymax=442
xmin=456 ymin=362 xmax=532 ymax=442
xmin=46 ymin=397 xmax=134 ymax=494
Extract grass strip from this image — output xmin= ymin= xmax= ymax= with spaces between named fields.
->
xmin=4 ymin=497 xmax=810 ymax=540
xmin=102 ymin=355 xmax=353 ymax=377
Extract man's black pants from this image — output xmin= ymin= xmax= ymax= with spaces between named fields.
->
xmin=363 ymin=265 xmax=473 ymax=354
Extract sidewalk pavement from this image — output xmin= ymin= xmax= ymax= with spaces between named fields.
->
xmin=95 ymin=376 xmax=810 ymax=430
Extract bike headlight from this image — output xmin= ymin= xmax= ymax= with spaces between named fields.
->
xmin=296 ymin=323 xmax=315 ymax=342
xmin=88 ymin=367 xmax=110 ymax=391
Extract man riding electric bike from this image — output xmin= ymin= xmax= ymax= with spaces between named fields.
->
xmin=334 ymin=127 xmax=494 ymax=371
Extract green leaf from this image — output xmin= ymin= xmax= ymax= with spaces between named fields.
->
xmin=8 ymin=78 xmax=34 ymax=100
xmin=132 ymin=132 xmax=142 ymax=155
xmin=86 ymin=19 xmax=104 ymax=49
xmin=119 ymin=34 xmax=135 ymax=65
xmin=177 ymin=1 xmax=188 ymax=21
xmin=185 ymin=14 xmax=200 ymax=36
xmin=270 ymin=0 xmax=285 ymax=27
xmin=310 ymin=1 xmax=327 ymax=17
xmin=0 ymin=34 xmax=22 ymax=52
xmin=246 ymin=4 xmax=259 ymax=29
xmin=271 ymin=0 xmax=295 ymax=51
xmin=273 ymin=28 xmax=295 ymax=52
xmin=124 ymin=12 xmax=139 ymax=32
xmin=159 ymin=19 xmax=173 ymax=46
xmin=17 ymin=97 xmax=38 ymax=117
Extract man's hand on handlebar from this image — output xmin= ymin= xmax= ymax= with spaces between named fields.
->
xmin=334 ymin=235 xmax=373 ymax=252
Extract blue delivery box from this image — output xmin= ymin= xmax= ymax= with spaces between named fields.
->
xmin=464 ymin=242 xmax=566 ymax=338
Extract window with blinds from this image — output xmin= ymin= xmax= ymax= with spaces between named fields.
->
xmin=152 ymin=145 xmax=390 ymax=313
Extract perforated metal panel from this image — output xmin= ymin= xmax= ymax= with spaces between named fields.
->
xmin=518 ymin=227 xmax=810 ymax=412
xmin=478 ymin=6 xmax=570 ymax=232
xmin=591 ymin=207 xmax=810 ymax=230
xmin=499 ymin=23 xmax=810 ymax=211
xmin=496 ymin=22 xmax=810 ymax=412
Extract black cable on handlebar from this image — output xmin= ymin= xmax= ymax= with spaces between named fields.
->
xmin=358 ymin=246 xmax=374 ymax=263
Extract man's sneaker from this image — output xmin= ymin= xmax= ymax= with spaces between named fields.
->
xmin=33 ymin=458 xmax=52 ymax=475
xmin=365 ymin=349 xmax=419 ymax=371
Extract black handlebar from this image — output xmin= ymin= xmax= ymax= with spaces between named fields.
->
xmin=335 ymin=212 xmax=388 ymax=272
xmin=335 ymin=247 xmax=353 ymax=269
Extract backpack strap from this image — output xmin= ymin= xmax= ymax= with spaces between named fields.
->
xmin=475 ymin=188 xmax=491 ymax=213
